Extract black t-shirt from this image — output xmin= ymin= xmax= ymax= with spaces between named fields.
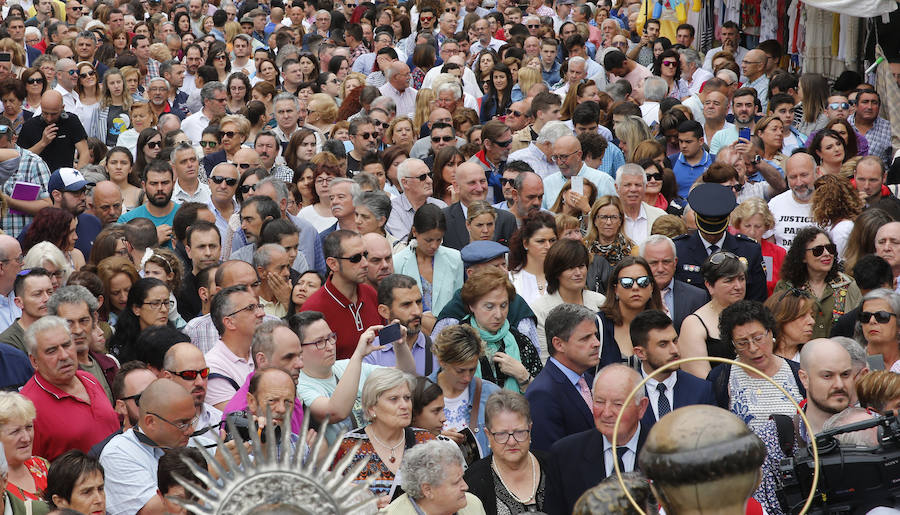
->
xmin=17 ymin=111 xmax=87 ymax=171
xmin=347 ymin=154 xmax=361 ymax=177
xmin=105 ymin=105 xmax=127 ymax=147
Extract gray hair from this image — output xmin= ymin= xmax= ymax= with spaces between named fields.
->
xmin=370 ymin=96 xmax=397 ymax=116
xmin=855 ymin=288 xmax=900 ymax=346
xmin=0 ymin=441 xmax=6 ymax=476
xmin=253 ymin=243 xmax=286 ymax=270
xmin=716 ymin=69 xmax=738 ymax=85
xmin=361 ymin=368 xmax=414 ymax=421
xmin=275 ymin=44 xmax=301 ymax=67
xmin=75 ymin=30 xmax=96 ymax=44
xmin=615 ymin=163 xmax=647 ymax=187
xmin=822 ymin=407 xmax=879 ymax=448
xmin=354 ymin=190 xmax=392 ymax=222
xmin=435 ymin=79 xmax=463 ymax=100
xmin=830 ymin=336 xmax=867 ymax=372
xmin=679 ymin=48 xmax=702 ymax=67
xmin=397 ymin=158 xmax=426 ymax=180
xmin=640 ymin=234 xmax=676 ymax=258
xmin=24 ymin=316 xmax=71 ymax=356
xmin=257 ymin=176 xmax=290 ymax=203
xmin=24 ymin=242 xmax=72 ymax=284
xmin=250 ymin=319 xmax=289 ymax=367
xmin=536 ymin=120 xmax=571 ymax=144
xmin=200 ymin=81 xmax=226 ymax=104
xmin=643 ymin=76 xmax=668 ymax=102
xmin=399 ymin=440 xmax=466 ymax=500
xmin=169 ymin=141 xmax=195 ymax=164
xmin=605 ymin=80 xmax=631 ymax=102
xmin=545 ymin=303 xmax=596 ymax=356
xmin=47 ymin=285 xmax=99 ymax=316
xmin=568 ymin=56 xmax=586 ymax=70
xmin=353 ymin=172 xmax=382 ymax=192
xmin=329 ymin=178 xmax=360 ymax=200
xmin=484 ymin=390 xmax=531 ymax=429
xmin=55 ymin=58 xmax=76 ymax=72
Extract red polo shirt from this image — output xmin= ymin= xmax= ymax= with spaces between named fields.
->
xmin=300 ymin=277 xmax=383 ymax=360
xmin=21 ymin=370 xmax=120 ymax=461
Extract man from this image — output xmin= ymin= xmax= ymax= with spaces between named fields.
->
xmin=89 ymin=181 xmax=124 ymax=226
xmin=675 ymin=23 xmax=695 ymax=47
xmin=603 ymin=50 xmax=652 ymax=92
xmin=161 ymin=342 xmax=222 ymax=446
xmin=0 ymin=236 xmax=23 ymax=334
xmin=179 ymin=44 xmax=204 ymax=109
xmin=674 ymin=183 xmax=768 ymax=301
xmin=702 ymin=91 xmax=732 ymax=144
xmin=50 ymin=58 xmax=79 ymax=112
xmin=26 ymin=168 xmax=103 ymax=260
xmin=73 ymin=31 xmax=108 ymax=81
xmin=544 ymin=364 xmax=651 ymax=515
xmin=553 ymin=56 xmax=587 ymax=100
xmin=640 ymin=235 xmax=707 ymax=331
xmin=159 ymin=60 xmax=188 ymax=118
xmin=253 ymin=177 xmax=318 ymax=273
xmin=671 ymin=120 xmax=714 ymax=197
xmin=280 ymin=60 xmax=304 ymax=96
xmin=741 ymin=49 xmax=770 ymax=111
xmin=171 ymin=142 xmax=210 ymax=204
xmin=768 ymin=152 xmax=819 ymax=249
xmin=752 ymin=339 xmax=854 ymax=515
xmin=22 ymin=316 xmax=119 ymax=461
xmin=346 ymin=117 xmax=378 ymax=175
xmin=101 ymin=379 xmax=195 ymax=515
xmin=255 ymin=131 xmax=294 ymax=181
xmin=679 ymin=48 xmax=712 ymax=95
xmin=323 ymin=178 xmax=358 ymax=235
xmin=469 ymin=121 xmax=515 ymax=204
xmin=386 ymin=159 xmax=448 ymax=238
xmin=709 ymin=88 xmax=759 ymax=155
xmin=131 ymin=35 xmax=160 ymax=89
xmin=6 ymin=17 xmax=40 ymax=67
xmin=47 ymin=285 xmax=115 ymax=404
xmin=146 ymin=77 xmax=184 ymax=120
xmin=849 ymin=89 xmax=892 ymax=165
xmin=505 ymin=100 xmax=533 ymax=134
xmin=245 ymin=367 xmax=298 ymax=432
xmin=539 ymin=38 xmax=561 ymax=85
xmin=630 ymin=310 xmax=714 ymax=429
xmin=118 ymin=160 xmax=181 ymax=249
xmin=443 ymin=162 xmax=519 ymax=249
xmin=364 ymin=274 xmax=436 ymax=375
xmin=18 ymin=91 xmax=90 ymax=171
xmin=508 ymin=120 xmax=565 ymax=179
xmin=511 ymin=92 xmax=561 ymax=153
xmin=0 ymin=268 xmax=52 ymax=354
xmin=702 ymin=21 xmax=748 ymax=70
xmin=875 ymin=222 xmax=900 ymax=289
xmin=469 ymin=18 xmax=503 ymax=56
xmin=853 ymin=156 xmax=900 ymax=216
xmin=356 ymin=232 xmax=392 ymax=290
xmin=231 ymin=34 xmax=254 ymax=75
xmin=627 ymin=18 xmax=659 ymax=67
xmin=182 ymin=82 xmax=227 ymax=144
xmin=527 ymin=304 xmax=602 ymax=452
xmin=177 ymin=221 xmax=221 ymax=321
xmin=230 ymin=196 xmax=280 ymax=262
xmin=205 ymin=162 xmax=239 ymax=251
xmin=423 ymin=122 xmax=457 ymax=165
xmin=300 ymin=231 xmax=383 ymax=360
xmin=616 ymin=164 xmax=666 ymax=247
xmin=253 ymin=244 xmax=292 ymax=318
xmin=508 ymin=172 xmax=545 ymax=227
xmin=109 ymin=363 xmax=158 ymax=436
xmin=377 ymin=62 xmax=416 ymax=119
xmin=409 ymin=108 xmax=463 ymax=159
xmin=542 ymin=134 xmax=616 ymax=210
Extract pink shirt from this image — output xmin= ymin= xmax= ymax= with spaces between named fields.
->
xmin=622 ymin=63 xmax=652 ymax=92
xmin=222 ymin=371 xmax=305 ymax=435
xmin=204 ymin=340 xmax=254 ymax=406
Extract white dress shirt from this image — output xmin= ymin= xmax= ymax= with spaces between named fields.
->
xmin=624 ymin=203 xmax=649 ymax=246
xmin=643 ymin=368 xmax=677 ymax=420
xmin=378 ymin=82 xmax=418 ymax=119
xmin=602 ymin=425 xmax=642 ymax=477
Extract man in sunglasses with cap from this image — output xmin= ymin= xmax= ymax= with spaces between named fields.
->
xmin=673 ymin=182 xmax=768 ymax=301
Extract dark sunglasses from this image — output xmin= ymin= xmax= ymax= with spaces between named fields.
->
xmin=509 ymin=110 xmax=524 ymax=117
xmin=214 ymin=54 xmax=227 ymax=60
xmin=777 ymin=287 xmax=812 ymax=303
xmin=357 ymin=132 xmax=375 ymax=139
xmin=807 ymin=243 xmax=837 ymax=257
xmin=199 ymin=140 xmax=218 ymax=148
xmin=527 ymin=24 xmax=539 ymax=28
xmin=210 ymin=175 xmax=238 ymax=186
xmin=499 ymin=177 xmax=515 ymax=186
xmin=168 ymin=367 xmax=210 ymax=380
xmin=709 ymin=251 xmax=739 ymax=265
xmin=372 ymin=120 xmax=389 ymax=128
xmin=26 ymin=77 xmax=45 ymax=84
xmin=729 ymin=183 xmax=743 ymax=192
xmin=239 ymin=183 xmax=258 ymax=194
xmin=618 ymin=275 xmax=652 ymax=289
xmin=121 ymin=392 xmax=142 ymax=404
xmin=445 ymin=6 xmax=456 ymax=11
xmin=431 ymin=135 xmax=455 ymax=142
xmin=337 ymin=251 xmax=368 ymax=263
xmin=493 ymin=139 xmax=513 ymax=147
xmin=79 ymin=70 xmax=96 ymax=78
xmin=235 ymin=163 xmax=252 ymax=169
xmin=646 ymin=172 xmax=663 ymax=181
xmin=147 ymin=140 xmax=161 ymax=149
xmin=221 ymin=131 xmax=238 ymax=139
xmin=411 ymin=172 xmax=433 ymax=181
xmin=860 ymin=310 xmax=897 ymax=324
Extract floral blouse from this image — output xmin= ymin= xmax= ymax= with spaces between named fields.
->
xmin=333 ymin=427 xmax=437 ymax=498
xmin=7 ymin=456 xmax=49 ymax=501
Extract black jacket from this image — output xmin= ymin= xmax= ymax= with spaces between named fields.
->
xmin=463 ymin=450 xmax=551 ymax=515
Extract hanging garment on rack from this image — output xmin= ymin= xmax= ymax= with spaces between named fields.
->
xmin=700 ymin=0 xmax=715 ymax=53
xmin=759 ymin=0 xmax=778 ymax=41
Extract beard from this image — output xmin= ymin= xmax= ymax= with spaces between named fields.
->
xmin=148 ymin=190 xmax=173 ymax=207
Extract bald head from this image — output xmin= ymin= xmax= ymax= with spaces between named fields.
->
xmin=163 ymin=341 xmax=204 ymax=371
xmin=233 ymin=148 xmax=262 ymax=169
xmin=742 ymin=49 xmax=767 ymax=81
xmin=139 ymin=378 xmax=193 ymax=414
xmin=90 ymin=181 xmax=124 ymax=226
xmin=799 ymin=338 xmax=851 ymax=372
xmin=552 ymin=135 xmax=583 ymax=175
xmin=40 ymin=91 xmax=64 ymax=123
xmin=429 ymin=108 xmax=452 ymax=125
xmin=388 ymin=62 xmax=411 ymax=91
xmin=216 ymin=259 xmax=259 ymax=288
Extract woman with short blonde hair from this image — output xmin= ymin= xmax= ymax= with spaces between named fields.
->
xmin=307 ymin=93 xmax=338 ymax=132
xmin=0 ymin=392 xmax=49 ymax=506
xmin=730 ymin=197 xmax=784 ymax=296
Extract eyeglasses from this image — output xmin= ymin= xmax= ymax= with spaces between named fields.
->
xmin=79 ymin=70 xmax=96 ymax=78
xmin=142 ymin=299 xmax=172 ymax=310
xmin=199 ymin=140 xmax=218 ymax=148
xmin=597 ymin=214 xmax=620 ymax=223
xmin=337 ymin=251 xmax=368 ymax=263
xmin=618 ymin=275 xmax=651 ymax=289
xmin=527 ymin=24 xmax=540 ymax=28
xmin=828 ymin=102 xmax=850 ymax=110
xmin=239 ymin=183 xmax=257 ymax=194
xmin=301 ymin=331 xmax=337 ymax=350
xmin=509 ymin=110 xmax=524 ymax=117
xmin=168 ymin=367 xmax=210 ymax=380
xmin=646 ymin=172 xmax=663 ymax=181
xmin=147 ymin=140 xmax=161 ymax=149
xmin=807 ymin=243 xmax=837 ymax=257
xmin=409 ymin=172 xmax=433 ymax=182
xmin=489 ymin=429 xmax=530 ymax=444
xmin=662 ymin=60 xmax=677 ymax=67
xmin=431 ymin=135 xmax=454 ymax=142
xmin=26 ymin=77 xmax=45 ymax=84
xmin=315 ymin=177 xmax=333 ymax=186
xmin=709 ymin=251 xmax=739 ymax=265
xmin=732 ymin=330 xmax=771 ymax=350
xmin=221 ymin=131 xmax=238 ymax=139
xmin=551 ymin=150 xmax=580 ymax=162
xmin=492 ymin=139 xmax=513 ymax=148
xmin=226 ymin=303 xmax=263 ymax=317
xmin=121 ymin=392 xmax=142 ymax=404
xmin=860 ymin=310 xmax=897 ymax=324
xmin=210 ymin=175 xmax=238 ymax=186
xmin=3 ymin=254 xmax=26 ymax=266
xmin=148 ymin=411 xmax=198 ymax=432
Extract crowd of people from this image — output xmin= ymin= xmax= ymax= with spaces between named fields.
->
xmin=0 ymin=0 xmax=892 ymax=512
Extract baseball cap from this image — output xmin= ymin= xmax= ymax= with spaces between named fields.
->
xmin=48 ymin=168 xmax=92 ymax=193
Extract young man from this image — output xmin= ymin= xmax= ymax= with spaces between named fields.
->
xmin=670 ymin=120 xmax=713 ymax=197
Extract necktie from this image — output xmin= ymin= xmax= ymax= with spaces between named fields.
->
xmin=615 ymin=446 xmax=629 ymax=473
xmin=656 ymin=382 xmax=671 ymax=418
xmin=576 ymin=376 xmax=593 ymax=411
xmin=708 ymin=243 xmax=719 ymax=256
xmin=661 ymin=287 xmax=672 ymax=317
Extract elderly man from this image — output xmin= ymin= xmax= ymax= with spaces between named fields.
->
xmin=362 ymin=233 xmax=394 ymax=290
xmin=255 ymin=131 xmax=294 ymax=182
xmin=271 ymin=93 xmax=303 ymax=145
xmin=553 ymin=56 xmax=587 ymax=100
xmin=508 ymin=171 xmax=545 ymax=228
xmin=616 ymin=164 xmax=666 ymax=246
xmin=875 ymin=222 xmax=900 ymax=291
xmin=680 ymin=48 xmax=713 ymax=95
xmin=253 ymin=244 xmax=292 ymax=318
xmin=22 ymin=316 xmax=119 ymax=461
xmin=702 ymin=91 xmax=732 ymax=144
xmin=386 ymin=159 xmax=448 ymax=238
xmin=768 ymin=153 xmax=819 ymax=249
xmin=640 ymin=235 xmax=707 ymax=331
xmin=505 ymin=100 xmax=532 ymax=133
xmin=469 ymin=17 xmax=503 ymax=55
xmin=253 ymin=177 xmax=317 ymax=273
xmin=162 ymin=342 xmax=222 ymax=446
xmin=18 ymin=91 xmax=90 ymax=171
xmin=182 ymin=82 xmax=227 ymax=143
xmin=741 ymin=49 xmax=770 ymax=111
xmin=508 ymin=120 xmax=566 ymax=178
xmin=541 ymin=134 xmax=616 ymax=210
xmin=89 ymin=181 xmax=124 ymax=226
xmin=544 ymin=364 xmax=651 ymax=514
xmin=378 ymin=62 xmax=416 ymax=119
xmin=443 ymin=162 xmax=519 ymax=250
xmin=206 ymin=162 xmax=239 ymax=252
xmin=246 ymin=367 xmax=298 ymax=433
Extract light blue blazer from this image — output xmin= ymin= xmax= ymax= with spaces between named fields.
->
xmin=392 ymin=242 xmax=463 ymax=316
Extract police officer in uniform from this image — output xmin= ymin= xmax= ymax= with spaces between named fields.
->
xmin=673 ymin=183 xmax=767 ymax=301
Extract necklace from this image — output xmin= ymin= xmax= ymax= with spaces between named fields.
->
xmin=368 ymin=428 xmax=405 ymax=463
xmin=491 ymin=452 xmax=537 ymax=505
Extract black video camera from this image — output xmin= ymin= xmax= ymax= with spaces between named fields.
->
xmin=224 ymin=410 xmax=283 ymax=444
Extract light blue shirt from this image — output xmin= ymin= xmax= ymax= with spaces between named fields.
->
xmin=746 ymin=74 xmax=770 ymax=112
xmin=549 ymin=356 xmax=584 ymax=387
xmin=363 ymin=332 xmax=438 ymax=376
xmin=0 ymin=290 xmax=21 ymax=334
xmin=542 ymin=162 xmax=617 ymax=209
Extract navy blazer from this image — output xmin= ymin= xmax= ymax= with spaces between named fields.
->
xmin=543 ymin=424 xmax=652 ymax=515
xmin=441 ymin=201 xmax=518 ymax=250
xmin=639 ymin=369 xmax=716 ymax=430
xmin=673 ymin=230 xmax=768 ymax=302
xmin=526 ymin=359 xmax=594 ymax=452
xmin=672 ymin=279 xmax=708 ymax=332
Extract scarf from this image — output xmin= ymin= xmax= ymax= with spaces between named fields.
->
xmin=470 ymin=317 xmax=522 ymax=392
xmin=590 ymin=233 xmax=633 ymax=266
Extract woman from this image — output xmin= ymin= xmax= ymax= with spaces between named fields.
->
xmin=653 ymin=36 xmax=672 ymax=59
xmin=291 ymin=161 xmax=315 ymax=208
xmin=393 ymin=204 xmax=463 ymax=317
xmin=116 ymin=102 xmax=156 ymax=157
xmin=21 ymin=68 xmax=46 ymax=113
xmin=531 ymin=239 xmax=606 ymax=358
xmin=298 ymin=53 xmax=320 ymax=83
xmin=640 ymin=160 xmax=669 ymax=211
xmin=173 ymin=11 xmax=192 ymax=36
xmin=411 ymin=44 xmax=435 ymax=90
xmin=811 ymin=174 xmax=862 ymax=259
xmin=480 ymin=62 xmax=513 ymax=123
xmin=386 ymin=117 xmax=417 ymax=149
xmin=256 ymin=58 xmax=280 ymax=90
xmin=133 ymin=128 xmax=162 ymax=179
xmin=251 ymin=82 xmax=276 ymax=120
xmin=328 ymin=55 xmax=350 ymax=81
xmin=597 ymin=256 xmax=663 ymax=368
xmin=410 ymin=377 xmax=445 ymax=438
xmin=206 ymin=41 xmax=231 ymax=82
xmin=22 ymin=207 xmax=83 ymax=271
xmin=508 ymin=212 xmax=558 ymax=307
xmin=465 ymin=201 xmax=497 ymax=243
xmin=298 ymin=152 xmax=341 ymax=232
xmin=797 ymin=72 xmax=830 ymax=135
xmin=474 ymin=49 xmax=498 ymax=92
xmin=90 ymin=227 xmax=129 ymax=267
xmin=225 ymin=72 xmax=251 ymax=114
xmin=306 ymin=93 xmax=338 ymax=134
xmin=287 ymin=270 xmax=323 ymax=315
xmin=560 ymin=80 xmax=601 ymax=121
xmin=355 ymin=191 xmax=397 ymax=245
xmin=809 ymin=128 xmax=847 ymax=176
xmin=199 ymin=126 xmax=220 ymax=156
xmin=333 ymin=368 xmax=437 ymax=507
xmin=731 ymin=198 xmax=786 ymax=296
xmin=23 ymin=242 xmax=70 ymax=291
xmin=142 ymin=249 xmax=186 ymax=329
xmin=548 ymin=179 xmax=597 ymax=232
xmin=382 ymin=146 xmax=409 ymax=197
xmin=107 ymin=277 xmax=172 ymax=362
xmin=856 ymin=289 xmax=900 ymax=371
xmin=105 ymin=146 xmax=142 ymax=210
xmin=679 ymin=251 xmax=747 ymax=378
xmin=844 ymin=208 xmax=893 ymax=275
xmin=285 ymin=129 xmax=318 ymax=168
xmin=652 ymin=48 xmax=689 ymax=99
xmin=433 ymin=146 xmax=464 ymax=206
xmin=96 ymin=256 xmax=139 ymax=324
xmin=75 ymin=62 xmax=101 ymax=130
xmin=511 ymin=67 xmax=542 ymax=103
xmin=0 ymin=393 xmax=50 ymax=510
xmin=857 ymin=370 xmax=900 ymax=414
xmin=95 ymin=68 xmax=133 ymax=147
xmin=317 ymin=72 xmax=342 ymax=105
xmin=707 ymin=300 xmax=806 ymax=433
xmin=613 ymin=115 xmax=652 ymax=163
xmin=764 ymin=289 xmax=815 ymax=361
xmin=461 ymin=268 xmax=542 ymax=393
xmin=385 ymin=440 xmax=486 ymax=514
xmin=0 ymin=79 xmax=29 ymax=135
xmin=204 ymin=115 xmax=249 ymax=173
xmin=413 ymin=88 xmax=434 ymax=135
xmin=121 ymin=66 xmax=143 ymax=101
xmin=464 ymin=390 xmax=549 ymax=515
xmin=755 ymin=115 xmax=786 ymax=172
xmin=774 ymin=226 xmax=861 ymax=340
xmin=44 ymin=451 xmax=105 ymax=515
xmin=585 ymin=196 xmax=637 ymax=268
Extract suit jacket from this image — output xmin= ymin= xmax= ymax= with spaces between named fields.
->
xmin=673 ymin=230 xmax=768 ymax=302
xmin=25 ymin=46 xmax=40 ymax=67
xmin=543 ymin=424 xmax=652 ymax=515
xmin=671 ymin=279 xmax=708 ymax=332
xmin=639 ymin=369 xmax=716 ymax=430
xmin=442 ymin=201 xmax=518 ymax=250
xmin=526 ymin=359 xmax=594 ymax=452
xmin=202 ymin=149 xmax=227 ymax=175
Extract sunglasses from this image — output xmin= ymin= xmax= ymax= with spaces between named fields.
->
xmin=646 ymin=172 xmax=663 ymax=181
xmin=67 ymin=69 xmax=78 ymax=75
xmin=445 ymin=6 xmax=456 ymax=11
xmin=199 ymin=140 xmax=218 ymax=147
xmin=493 ymin=139 xmax=513 ymax=147
xmin=372 ymin=120 xmax=389 ymax=128
xmin=79 ymin=70 xmax=96 ymax=78
xmin=527 ymin=24 xmax=539 ymax=28
xmin=26 ymin=77 xmax=45 ymax=84
xmin=499 ymin=177 xmax=515 ymax=186
xmin=357 ymin=132 xmax=375 ymax=139
xmin=709 ymin=251 xmax=739 ymax=265
xmin=234 ymin=163 xmax=252 ymax=169
xmin=618 ymin=275 xmax=652 ymax=289
xmin=828 ymin=102 xmax=850 ymax=110
xmin=239 ymin=183 xmax=257 ymax=194
xmin=420 ymin=16 xmax=434 ymax=22
xmin=807 ymin=243 xmax=837 ymax=257
xmin=147 ymin=140 xmax=161 ymax=149
xmin=860 ymin=310 xmax=897 ymax=324
xmin=729 ymin=183 xmax=742 ymax=192
xmin=431 ymin=135 xmax=454 ymax=142
xmin=214 ymin=54 xmax=227 ymax=60
xmin=777 ymin=287 xmax=812 ymax=303
xmin=337 ymin=251 xmax=368 ymax=263
xmin=210 ymin=175 xmax=238 ymax=186
xmin=221 ymin=131 xmax=238 ymax=138
xmin=662 ymin=60 xmax=677 ymax=67
xmin=411 ymin=172 xmax=433 ymax=181
xmin=168 ymin=367 xmax=210 ymax=380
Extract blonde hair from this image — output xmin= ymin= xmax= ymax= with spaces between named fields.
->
xmin=308 ymin=93 xmax=338 ymax=124
xmin=341 ymin=72 xmax=366 ymax=99
xmin=0 ymin=392 xmax=36 ymax=426
xmin=224 ymin=21 xmax=241 ymax=42
xmin=413 ymin=88 xmax=435 ymax=131
xmin=650 ymin=214 xmax=687 ymax=239
xmin=465 ymin=200 xmax=497 ymax=223
xmin=219 ymin=114 xmax=252 ymax=138
xmin=24 ymin=242 xmax=73 ymax=284
xmin=433 ymin=325 xmax=485 ymax=364
xmin=361 ymin=368 xmax=414 ymax=421
xmin=730 ymin=197 xmax=776 ymax=231
xmin=517 ymin=67 xmax=542 ymax=96
xmin=614 ymin=115 xmax=652 ymax=163
xmin=0 ymin=38 xmax=25 ymax=67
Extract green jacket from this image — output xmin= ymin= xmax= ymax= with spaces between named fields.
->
xmin=774 ymin=272 xmax=862 ymax=340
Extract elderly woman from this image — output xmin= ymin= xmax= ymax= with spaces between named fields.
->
xmin=856 ymin=370 xmax=900 ymax=414
xmin=679 ymin=252 xmax=748 ymax=379
xmin=354 ymin=191 xmax=396 ymax=245
xmin=23 ymin=242 xmax=71 ymax=291
xmin=333 ymin=368 xmax=437 ymax=508
xmin=764 ymin=289 xmax=815 ymax=362
xmin=307 ymin=93 xmax=338 ymax=135
xmin=585 ymin=196 xmax=637 ymax=268
xmin=731 ymin=198 xmax=785 ymax=296
xmin=707 ymin=300 xmax=806 ymax=433
xmin=202 ymin=114 xmax=250 ymax=172
xmin=465 ymin=390 xmax=549 ymax=514
xmin=461 ymin=268 xmax=542 ymax=394
xmin=0 ymin=393 xmax=49 ymax=508
xmin=465 ymin=201 xmax=497 ymax=243
xmin=774 ymin=226 xmax=861 ymax=340
xmin=44 ymin=450 xmax=105 ymax=515
xmin=856 ymin=289 xmax=900 ymax=371
xmin=532 ymin=239 xmax=606 ymax=359
xmin=598 ymin=256 xmax=663 ymax=368
xmin=509 ymin=212 xmax=558 ymax=307
xmin=810 ymin=174 xmax=863 ymax=259
xmin=384 ymin=439 xmax=486 ymax=514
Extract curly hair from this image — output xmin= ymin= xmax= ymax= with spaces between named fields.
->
xmin=143 ymin=248 xmax=183 ymax=295
xmin=779 ymin=226 xmax=839 ymax=286
xmin=22 ymin=207 xmax=74 ymax=253
xmin=811 ymin=174 xmax=862 ymax=228
xmin=718 ymin=300 xmax=777 ymax=348
xmin=508 ymin=211 xmax=557 ymax=272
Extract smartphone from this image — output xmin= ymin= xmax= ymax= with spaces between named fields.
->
xmin=0 ymin=53 xmax=11 ymax=63
xmin=739 ymin=127 xmax=751 ymax=141
xmin=379 ymin=323 xmax=402 ymax=345
xmin=571 ymin=176 xmax=583 ymax=195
